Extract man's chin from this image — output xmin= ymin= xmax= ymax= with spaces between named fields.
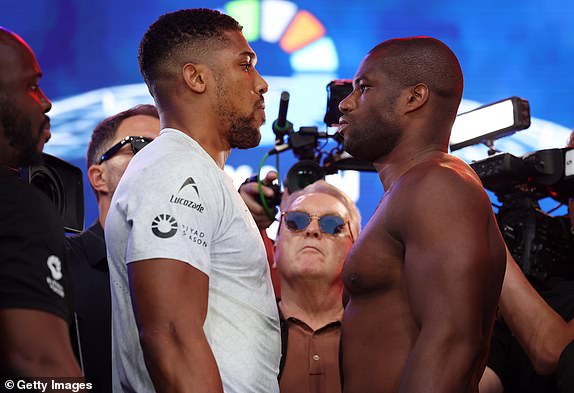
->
xmin=234 ymin=133 xmax=261 ymax=149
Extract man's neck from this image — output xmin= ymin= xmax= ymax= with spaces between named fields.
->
xmin=279 ymin=281 xmax=344 ymax=331
xmin=374 ymin=143 xmax=447 ymax=192
xmin=161 ymin=112 xmax=231 ymax=169
xmin=98 ymin=196 xmax=111 ymax=228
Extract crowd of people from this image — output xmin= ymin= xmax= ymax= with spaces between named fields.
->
xmin=1 ymin=7 xmax=573 ymax=393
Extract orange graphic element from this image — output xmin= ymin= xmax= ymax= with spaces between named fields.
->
xmin=280 ymin=10 xmax=326 ymax=53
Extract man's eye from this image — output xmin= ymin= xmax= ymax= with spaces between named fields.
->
xmin=242 ymin=63 xmax=253 ymax=71
xmin=359 ymin=85 xmax=370 ymax=92
xmin=29 ymin=84 xmax=39 ymax=91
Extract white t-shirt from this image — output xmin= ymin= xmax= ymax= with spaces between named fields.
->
xmin=106 ymin=128 xmax=280 ymax=393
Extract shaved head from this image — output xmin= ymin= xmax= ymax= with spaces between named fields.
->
xmin=0 ymin=28 xmax=35 ymax=87
xmin=0 ymin=27 xmax=51 ymax=167
xmin=369 ymin=36 xmax=464 ymax=119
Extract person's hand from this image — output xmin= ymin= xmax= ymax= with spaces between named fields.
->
xmin=239 ymin=171 xmax=279 ymax=230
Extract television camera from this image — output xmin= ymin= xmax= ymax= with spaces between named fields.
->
xmin=252 ymin=80 xmax=374 ymax=215
xmin=455 ymin=97 xmax=574 ymax=281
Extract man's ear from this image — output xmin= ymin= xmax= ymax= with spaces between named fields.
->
xmin=87 ymin=164 xmax=109 ymax=196
xmin=404 ymin=83 xmax=429 ymax=114
xmin=182 ymin=63 xmax=207 ymax=94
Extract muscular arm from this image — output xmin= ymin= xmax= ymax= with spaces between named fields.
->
xmin=396 ymin=168 xmax=506 ymax=393
xmin=0 ymin=309 xmax=82 ymax=377
xmin=498 ymin=250 xmax=574 ymax=375
xmin=129 ymin=258 xmax=223 ymax=393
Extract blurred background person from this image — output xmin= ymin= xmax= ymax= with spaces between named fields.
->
xmin=480 ymin=130 xmax=574 ymax=393
xmin=0 ymin=27 xmax=81 ymax=378
xmin=274 ymin=180 xmax=359 ymax=393
xmin=241 ymin=177 xmax=360 ymax=393
xmin=66 ymin=104 xmax=159 ymax=392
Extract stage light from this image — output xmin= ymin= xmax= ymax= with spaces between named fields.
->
xmin=449 ymin=96 xmax=531 ymax=152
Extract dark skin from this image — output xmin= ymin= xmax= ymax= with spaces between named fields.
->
xmin=129 ymin=259 xmax=222 ymax=393
xmin=0 ymin=29 xmax=51 ymax=168
xmin=0 ymin=29 xmax=81 ymax=380
xmin=129 ymin=30 xmax=267 ymax=392
xmin=338 ymin=40 xmax=506 ymax=393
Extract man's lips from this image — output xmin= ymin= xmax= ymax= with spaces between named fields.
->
xmin=300 ymin=245 xmax=323 ymax=254
xmin=255 ymin=99 xmax=265 ymax=111
xmin=41 ymin=116 xmax=51 ymax=143
xmin=337 ymin=118 xmax=349 ymax=136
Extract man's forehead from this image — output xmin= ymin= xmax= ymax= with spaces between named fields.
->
xmin=220 ymin=30 xmax=257 ymax=60
xmin=354 ymin=53 xmax=378 ymax=81
xmin=290 ymin=192 xmax=347 ymax=214
xmin=0 ymin=33 xmax=40 ymax=78
xmin=114 ymin=114 xmax=160 ymax=141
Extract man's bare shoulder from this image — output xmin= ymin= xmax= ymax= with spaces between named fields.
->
xmin=394 ymin=154 xmax=485 ymax=201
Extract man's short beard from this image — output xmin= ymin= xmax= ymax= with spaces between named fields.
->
xmin=344 ymin=114 xmax=401 ymax=163
xmin=226 ymin=115 xmax=262 ymax=149
xmin=0 ymin=98 xmax=44 ymax=167
xmin=213 ymin=80 xmax=262 ymax=149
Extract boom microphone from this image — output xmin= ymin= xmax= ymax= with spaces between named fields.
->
xmin=272 ymin=91 xmax=291 ymax=139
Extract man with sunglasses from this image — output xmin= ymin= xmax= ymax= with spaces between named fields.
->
xmin=273 ymin=180 xmax=360 ymax=393
xmin=0 ymin=27 xmax=82 ymax=378
xmin=337 ymin=37 xmax=506 ymax=393
xmin=105 ymin=9 xmax=280 ymax=393
xmin=65 ymin=104 xmax=159 ymax=392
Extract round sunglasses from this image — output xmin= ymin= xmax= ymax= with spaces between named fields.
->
xmin=282 ymin=211 xmax=354 ymax=242
xmin=99 ymin=136 xmax=154 ymax=164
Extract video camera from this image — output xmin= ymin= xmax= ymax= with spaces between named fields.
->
xmin=254 ymin=80 xmax=374 ymax=212
xmin=23 ymin=153 xmax=84 ymax=233
xmin=458 ymin=98 xmax=574 ymax=281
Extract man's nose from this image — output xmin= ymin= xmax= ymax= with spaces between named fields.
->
xmin=40 ymin=88 xmax=52 ymax=113
xmin=255 ymin=70 xmax=268 ymax=95
xmin=305 ymin=217 xmax=322 ymax=239
xmin=338 ymin=90 xmax=355 ymax=113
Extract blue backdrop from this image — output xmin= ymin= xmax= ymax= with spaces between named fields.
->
xmin=4 ymin=0 xmax=574 ymax=230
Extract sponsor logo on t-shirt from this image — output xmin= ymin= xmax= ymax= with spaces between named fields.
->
xmin=47 ymin=255 xmax=63 ymax=280
xmin=178 ymin=177 xmax=199 ymax=197
xmin=169 ymin=195 xmax=205 ymax=213
xmin=46 ymin=255 xmax=65 ymax=298
xmin=180 ymin=223 xmax=208 ymax=248
xmin=171 ymin=177 xmax=204 ymax=213
xmin=151 ymin=214 xmax=178 ymax=238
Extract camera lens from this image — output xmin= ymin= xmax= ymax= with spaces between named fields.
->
xmin=284 ymin=160 xmax=325 ymax=192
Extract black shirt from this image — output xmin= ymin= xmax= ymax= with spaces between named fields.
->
xmin=557 ymin=339 xmax=574 ymax=393
xmin=66 ymin=221 xmax=111 ymax=393
xmin=0 ymin=165 xmax=73 ymax=321
xmin=488 ymin=277 xmax=574 ymax=393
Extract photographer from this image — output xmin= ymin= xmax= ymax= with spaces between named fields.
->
xmin=0 ymin=27 xmax=82 ymax=378
xmin=480 ymin=132 xmax=574 ymax=393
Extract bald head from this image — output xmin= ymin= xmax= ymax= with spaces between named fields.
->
xmin=369 ymin=37 xmax=463 ymax=118
xmin=0 ymin=28 xmax=36 ymax=87
xmin=0 ymin=27 xmax=51 ymax=168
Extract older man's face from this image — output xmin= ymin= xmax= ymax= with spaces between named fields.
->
xmin=275 ymin=192 xmax=354 ymax=283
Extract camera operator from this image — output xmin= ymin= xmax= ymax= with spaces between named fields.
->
xmin=0 ymin=27 xmax=82 ymax=378
xmin=480 ymin=132 xmax=574 ymax=393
